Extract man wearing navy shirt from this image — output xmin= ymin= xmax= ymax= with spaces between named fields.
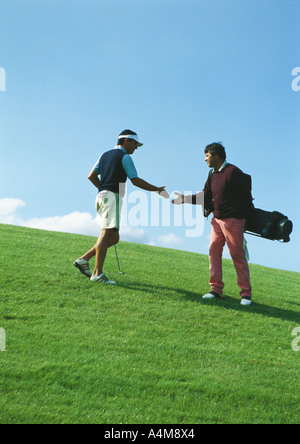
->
xmin=173 ymin=142 xmax=253 ymax=306
xmin=74 ymin=130 xmax=169 ymax=285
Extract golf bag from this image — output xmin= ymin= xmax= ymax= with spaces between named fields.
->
xmin=245 ymin=208 xmax=293 ymax=243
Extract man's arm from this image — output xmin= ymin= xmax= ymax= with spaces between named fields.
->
xmin=172 ymin=191 xmax=204 ymax=205
xmin=131 ymin=177 xmax=169 ymax=198
xmin=88 ymin=169 xmax=101 ymax=189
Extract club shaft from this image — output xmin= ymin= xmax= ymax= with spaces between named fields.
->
xmin=114 ymin=245 xmax=122 ymax=273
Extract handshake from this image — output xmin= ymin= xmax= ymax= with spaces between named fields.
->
xmin=157 ymin=187 xmax=186 ymax=205
xmin=131 ymin=179 xmax=186 ymax=204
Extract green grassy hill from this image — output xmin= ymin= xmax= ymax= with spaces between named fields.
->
xmin=0 ymin=224 xmax=300 ymax=424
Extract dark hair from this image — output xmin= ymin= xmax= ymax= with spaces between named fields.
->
xmin=204 ymin=142 xmax=226 ymax=161
xmin=118 ymin=129 xmax=138 ymax=146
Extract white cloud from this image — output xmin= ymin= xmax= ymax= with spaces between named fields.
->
xmin=158 ymin=233 xmax=184 ymax=249
xmin=120 ymin=225 xmax=148 ymax=243
xmin=0 ymin=198 xmax=26 ymax=224
xmin=22 ymin=213 xmax=149 ymax=243
xmin=22 ymin=211 xmax=100 ymax=236
xmin=0 ymin=198 xmax=149 ymax=243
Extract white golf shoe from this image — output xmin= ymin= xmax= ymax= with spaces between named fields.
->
xmin=73 ymin=258 xmax=92 ymax=278
xmin=241 ymin=297 xmax=252 ymax=306
xmin=90 ymin=274 xmax=116 ymax=285
xmin=202 ymin=291 xmax=222 ymax=300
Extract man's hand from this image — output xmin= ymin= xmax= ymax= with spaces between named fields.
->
xmin=131 ymin=178 xmax=170 ymax=198
xmin=157 ymin=186 xmax=170 ymax=199
xmin=171 ymin=192 xmax=185 ymax=205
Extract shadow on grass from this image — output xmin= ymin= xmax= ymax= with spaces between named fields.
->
xmin=117 ymin=281 xmax=300 ymax=324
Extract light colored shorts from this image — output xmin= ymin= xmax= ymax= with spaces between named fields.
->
xmin=95 ymin=190 xmax=123 ymax=230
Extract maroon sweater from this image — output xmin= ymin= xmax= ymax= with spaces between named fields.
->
xmin=193 ymin=163 xmax=252 ymax=219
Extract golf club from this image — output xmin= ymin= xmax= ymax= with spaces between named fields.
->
xmin=114 ymin=245 xmax=125 ymax=274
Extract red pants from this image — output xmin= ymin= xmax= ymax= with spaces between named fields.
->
xmin=209 ymin=217 xmax=252 ymax=298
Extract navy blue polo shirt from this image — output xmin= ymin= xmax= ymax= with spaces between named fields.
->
xmin=93 ymin=146 xmax=138 ymax=196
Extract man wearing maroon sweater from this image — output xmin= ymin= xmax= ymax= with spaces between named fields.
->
xmin=172 ymin=143 xmax=253 ymax=306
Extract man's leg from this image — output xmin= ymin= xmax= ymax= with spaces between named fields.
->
xmin=209 ymin=218 xmax=226 ymax=296
xmin=93 ymin=228 xmax=119 ymax=277
xmin=81 ymin=246 xmax=96 ymax=262
xmin=222 ymin=218 xmax=252 ymax=299
xmin=81 ymin=192 xmax=121 ymax=264
xmin=74 ymin=191 xmax=121 ymax=280
xmin=80 ymin=229 xmax=120 ymax=273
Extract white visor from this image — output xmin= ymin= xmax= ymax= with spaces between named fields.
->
xmin=118 ymin=134 xmax=143 ymax=147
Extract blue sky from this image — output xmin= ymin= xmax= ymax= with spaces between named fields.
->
xmin=0 ymin=0 xmax=299 ymax=273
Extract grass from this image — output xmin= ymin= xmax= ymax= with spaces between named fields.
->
xmin=0 ymin=223 xmax=300 ymax=424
